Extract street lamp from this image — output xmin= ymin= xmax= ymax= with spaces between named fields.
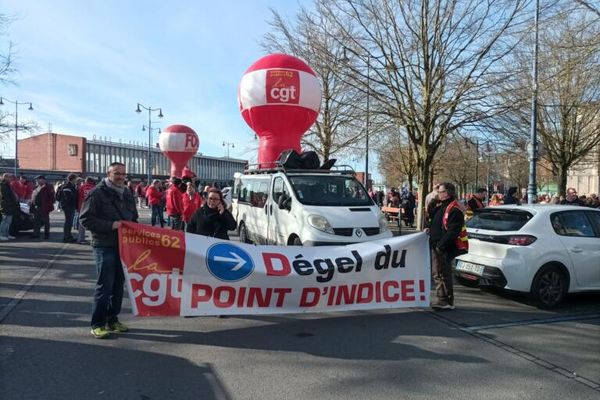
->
xmin=528 ymin=0 xmax=540 ymax=204
xmin=222 ymin=141 xmax=235 ymax=158
xmin=483 ymin=142 xmax=494 ymax=205
xmin=0 ymin=97 xmax=34 ymax=176
xmin=136 ymin=103 xmax=163 ymax=183
xmin=465 ymin=137 xmax=480 ymax=190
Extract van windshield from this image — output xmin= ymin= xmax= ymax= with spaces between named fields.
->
xmin=288 ymin=175 xmax=373 ymax=206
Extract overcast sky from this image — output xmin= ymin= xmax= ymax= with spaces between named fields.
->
xmin=0 ymin=0 xmax=312 ymax=163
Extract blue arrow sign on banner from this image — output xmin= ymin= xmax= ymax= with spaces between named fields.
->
xmin=206 ymin=243 xmax=254 ymax=282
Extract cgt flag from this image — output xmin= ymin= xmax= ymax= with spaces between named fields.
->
xmin=118 ymin=222 xmax=431 ymax=316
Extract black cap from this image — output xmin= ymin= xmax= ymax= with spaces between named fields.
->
xmin=34 ymin=175 xmax=46 ymax=180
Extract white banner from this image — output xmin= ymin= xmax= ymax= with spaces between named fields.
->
xmin=120 ymin=222 xmax=431 ymax=316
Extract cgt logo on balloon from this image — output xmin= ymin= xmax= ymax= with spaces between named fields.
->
xmin=266 ymin=70 xmax=300 ymax=104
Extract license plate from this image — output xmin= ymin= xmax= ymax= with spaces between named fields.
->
xmin=455 ymin=260 xmax=484 ymax=275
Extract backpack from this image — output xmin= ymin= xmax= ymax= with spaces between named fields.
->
xmin=57 ymin=184 xmax=76 ymax=207
xmin=55 ymin=184 xmax=64 ymax=202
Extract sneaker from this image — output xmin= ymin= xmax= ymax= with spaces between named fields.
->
xmin=107 ymin=321 xmax=129 ymax=333
xmin=90 ymin=327 xmax=110 ymax=339
xmin=431 ymin=303 xmax=455 ymax=311
xmin=0 ymin=236 xmax=8 ymax=241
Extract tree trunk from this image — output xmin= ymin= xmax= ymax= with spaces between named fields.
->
xmin=416 ymin=159 xmax=431 ymax=231
xmin=557 ymin=165 xmax=568 ymax=196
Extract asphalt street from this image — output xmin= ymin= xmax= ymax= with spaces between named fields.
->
xmin=0 ymin=208 xmax=598 ymax=400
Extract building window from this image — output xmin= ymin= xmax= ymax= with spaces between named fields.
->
xmin=68 ymin=144 xmax=78 ymax=156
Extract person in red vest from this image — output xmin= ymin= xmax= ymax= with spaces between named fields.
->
xmin=146 ymin=179 xmax=164 ymax=227
xmin=182 ymin=181 xmax=202 ymax=229
xmin=166 ymin=177 xmax=184 ymax=230
xmin=426 ymin=182 xmax=467 ymax=311
xmin=135 ymin=181 xmax=147 ymax=208
xmin=9 ymin=175 xmax=24 ymax=202
xmin=467 ymin=188 xmax=487 ymax=212
xmin=76 ymin=177 xmax=96 ymax=243
xmin=19 ymin=176 xmax=34 ymax=202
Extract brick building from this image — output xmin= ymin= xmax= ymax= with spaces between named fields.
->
xmin=19 ymin=132 xmax=86 ymax=173
xmin=13 ymin=132 xmax=246 ymax=186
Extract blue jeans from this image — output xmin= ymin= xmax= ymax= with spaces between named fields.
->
xmin=0 ymin=214 xmax=13 ymax=237
xmin=151 ymin=204 xmax=164 ymax=227
xmin=91 ymin=247 xmax=125 ymax=328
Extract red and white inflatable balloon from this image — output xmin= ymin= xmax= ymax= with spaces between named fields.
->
xmin=159 ymin=124 xmax=199 ymax=178
xmin=238 ymin=53 xmax=321 ymax=166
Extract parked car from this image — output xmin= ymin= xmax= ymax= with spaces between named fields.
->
xmin=454 ymin=205 xmax=600 ymax=309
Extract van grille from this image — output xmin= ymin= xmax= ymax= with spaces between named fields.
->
xmin=333 ymin=228 xmax=353 ymax=236
xmin=333 ymin=227 xmax=380 ymax=236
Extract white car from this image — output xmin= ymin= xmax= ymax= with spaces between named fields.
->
xmin=454 ymin=205 xmax=600 ymax=309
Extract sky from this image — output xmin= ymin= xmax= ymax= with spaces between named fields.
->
xmin=0 ymin=0 xmax=317 ymax=164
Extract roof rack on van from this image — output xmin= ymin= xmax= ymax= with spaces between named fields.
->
xmin=244 ymin=162 xmax=356 ymax=176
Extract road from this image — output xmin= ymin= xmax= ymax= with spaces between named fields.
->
xmin=0 ymin=208 xmax=598 ymax=399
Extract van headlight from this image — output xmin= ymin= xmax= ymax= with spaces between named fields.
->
xmin=379 ymin=213 xmax=390 ymax=232
xmin=307 ymin=214 xmax=335 ymax=234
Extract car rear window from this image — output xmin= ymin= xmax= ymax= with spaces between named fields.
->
xmin=466 ymin=210 xmax=533 ymax=231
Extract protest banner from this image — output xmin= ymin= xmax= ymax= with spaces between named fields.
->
xmin=118 ymin=222 xmax=431 ymax=316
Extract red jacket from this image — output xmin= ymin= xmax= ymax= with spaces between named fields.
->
xmin=135 ymin=183 xmax=146 ymax=198
xmin=166 ymin=186 xmax=183 ymax=216
xmin=22 ymin=182 xmax=33 ymax=201
xmin=77 ymin=182 xmax=96 ymax=211
xmin=182 ymin=192 xmax=202 ymax=223
xmin=10 ymin=180 xmax=24 ymax=200
xmin=145 ymin=185 xmax=163 ymax=206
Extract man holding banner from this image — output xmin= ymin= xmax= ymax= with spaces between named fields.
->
xmin=80 ymin=162 xmax=138 ymax=339
xmin=427 ymin=182 xmax=467 ymax=311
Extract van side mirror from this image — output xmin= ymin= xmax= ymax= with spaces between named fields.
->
xmin=278 ymin=194 xmax=291 ymax=210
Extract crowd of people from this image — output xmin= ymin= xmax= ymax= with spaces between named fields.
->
xmin=0 ymin=170 xmax=233 ymax=242
xmin=372 ymin=184 xmax=600 ymax=226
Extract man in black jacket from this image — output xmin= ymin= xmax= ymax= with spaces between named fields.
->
xmin=58 ymin=173 xmax=78 ymax=243
xmin=80 ymin=162 xmax=138 ymax=339
xmin=427 ymin=182 xmax=466 ymax=310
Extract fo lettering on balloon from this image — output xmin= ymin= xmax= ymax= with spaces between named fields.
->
xmin=159 ymin=125 xmax=199 ymax=178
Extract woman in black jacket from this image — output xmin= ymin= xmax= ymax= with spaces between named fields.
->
xmin=186 ymin=187 xmax=237 ymax=239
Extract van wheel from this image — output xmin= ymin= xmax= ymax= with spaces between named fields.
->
xmin=239 ymin=223 xmax=252 ymax=244
xmin=530 ymin=265 xmax=568 ymax=309
xmin=291 ymin=236 xmax=303 ymax=246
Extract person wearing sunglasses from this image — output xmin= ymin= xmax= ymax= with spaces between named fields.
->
xmin=186 ymin=187 xmax=237 ymax=240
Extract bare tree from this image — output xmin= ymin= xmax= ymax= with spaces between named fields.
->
xmin=435 ymin=136 xmax=477 ymax=196
xmin=0 ymin=13 xmax=39 ymax=151
xmin=492 ymin=4 xmax=600 ymax=195
xmin=377 ymin=127 xmax=417 ymax=190
xmin=262 ymin=7 xmax=368 ymax=162
xmin=319 ymin=0 xmax=528 ymax=228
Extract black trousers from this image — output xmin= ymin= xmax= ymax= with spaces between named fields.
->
xmin=431 ymin=247 xmax=454 ymax=305
xmin=63 ymin=208 xmax=75 ymax=240
xmin=33 ymin=209 xmax=50 ymax=238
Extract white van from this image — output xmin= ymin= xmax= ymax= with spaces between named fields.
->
xmin=232 ymin=166 xmax=392 ymax=246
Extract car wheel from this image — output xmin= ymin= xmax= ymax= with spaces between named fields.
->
xmin=291 ymin=236 xmax=303 ymax=246
xmin=530 ymin=265 xmax=568 ymax=309
xmin=238 ymin=223 xmax=252 ymax=244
